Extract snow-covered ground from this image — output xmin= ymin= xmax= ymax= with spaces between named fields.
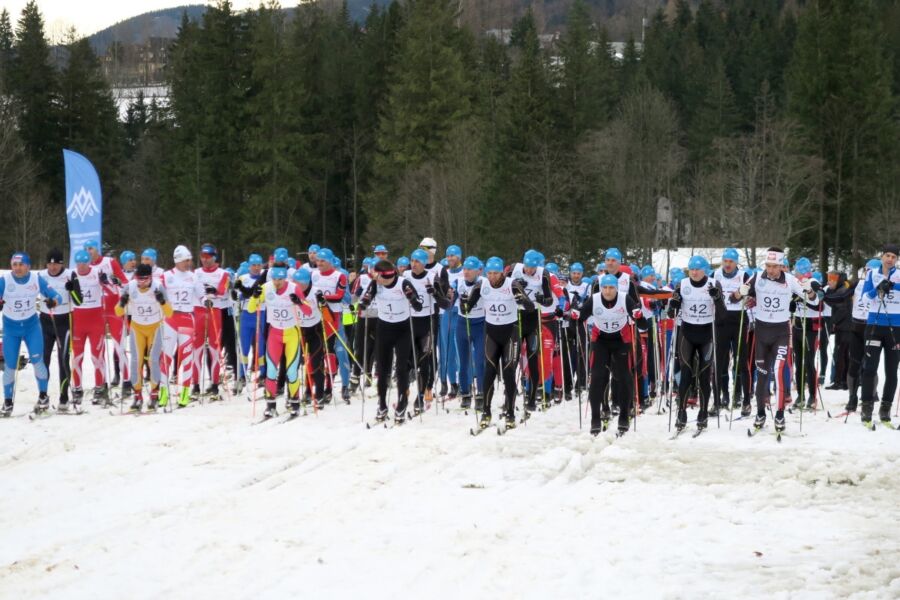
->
xmin=2 ymin=344 xmax=899 ymax=599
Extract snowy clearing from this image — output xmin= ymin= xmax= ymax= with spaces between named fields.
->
xmin=1 ymin=357 xmax=899 ymax=599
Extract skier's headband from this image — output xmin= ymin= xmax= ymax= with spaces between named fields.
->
xmin=376 ymin=269 xmax=396 ymax=278
xmin=764 ymin=250 xmax=785 ymax=265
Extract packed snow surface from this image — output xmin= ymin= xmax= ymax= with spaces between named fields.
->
xmin=1 ymin=353 xmax=899 ymax=599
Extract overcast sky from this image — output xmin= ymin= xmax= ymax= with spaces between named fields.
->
xmin=2 ymin=1 xmax=257 ymax=41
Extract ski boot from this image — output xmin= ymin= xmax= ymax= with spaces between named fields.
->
xmin=121 ymin=381 xmax=134 ymax=399
xmin=590 ymin=424 xmax=603 ymax=437
xmin=57 ymin=398 xmax=70 ymax=414
xmin=111 ymin=372 xmax=120 ymax=387
xmin=752 ymin=413 xmax=766 ymax=432
xmin=349 ymin=374 xmax=360 ymax=393
xmin=263 ymin=401 xmax=278 ymax=419
xmin=206 ymin=383 xmax=221 ymax=402
xmin=709 ymin=402 xmax=719 ymax=417
xmin=774 ymin=410 xmax=786 ymax=433
xmin=177 ymin=386 xmax=191 ymax=408
xmin=617 ymin=416 xmax=629 ymax=437
xmin=564 ymin=391 xmax=572 ymax=402
xmin=320 ymin=389 xmax=333 ymax=406
xmin=478 ymin=411 xmax=492 ymax=430
xmin=1 ymin=398 xmax=13 ymax=417
xmin=394 ymin=407 xmax=407 ymax=425
xmin=554 ymin=387 xmax=564 ymax=405
xmin=460 ymin=394 xmax=472 ymax=410
xmin=412 ymin=394 xmax=425 ymax=416
xmin=147 ymin=388 xmax=160 ymax=412
xmin=301 ymin=389 xmax=312 ymax=407
xmin=600 ymin=407 xmax=611 ymax=432
xmin=504 ymin=414 xmax=517 ymax=430
xmin=191 ymin=384 xmax=201 ymax=402
xmin=35 ymin=392 xmax=51 ymax=414
xmin=675 ymin=408 xmax=688 ymax=432
xmin=157 ymin=386 xmax=168 ymax=409
xmin=731 ymin=397 xmax=743 ymax=411
xmin=375 ymin=406 xmax=389 ymax=422
xmin=879 ymin=401 xmax=893 ymax=428
xmin=860 ymin=400 xmax=875 ymax=428
xmin=341 ymin=386 xmax=351 ymax=404
xmin=448 ymin=383 xmax=459 ymax=400
xmin=289 ymin=400 xmax=301 ymax=417
xmin=474 ymin=393 xmax=484 ymax=412
xmin=92 ymin=384 xmax=109 ymax=406
xmin=696 ymin=412 xmax=708 ymax=432
xmin=72 ymin=388 xmax=84 ymax=410
xmin=128 ymin=397 xmax=142 ymax=413
xmin=806 ymin=396 xmax=816 ymax=410
xmin=439 ymin=381 xmax=448 ymax=398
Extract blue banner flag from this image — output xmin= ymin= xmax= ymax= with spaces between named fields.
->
xmin=63 ymin=149 xmax=103 ymax=267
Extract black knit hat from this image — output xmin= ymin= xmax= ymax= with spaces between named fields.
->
xmin=883 ymin=243 xmax=899 ymax=256
xmin=46 ymin=248 xmax=64 ymax=264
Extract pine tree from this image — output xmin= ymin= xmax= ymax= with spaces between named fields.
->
xmin=0 ymin=9 xmax=13 ymax=92
xmin=242 ymin=1 xmax=310 ymax=249
xmin=9 ymin=1 xmax=58 ymax=182
xmin=557 ymin=0 xmax=601 ymax=140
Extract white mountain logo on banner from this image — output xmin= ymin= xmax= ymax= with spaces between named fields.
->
xmin=67 ymin=187 xmax=99 ymax=222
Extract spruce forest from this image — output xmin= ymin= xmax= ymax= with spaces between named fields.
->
xmin=0 ymin=0 xmax=897 ymax=271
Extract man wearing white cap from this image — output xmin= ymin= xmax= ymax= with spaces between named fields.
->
xmin=160 ymin=246 xmax=205 ymax=408
xmin=734 ymin=247 xmax=818 ymax=436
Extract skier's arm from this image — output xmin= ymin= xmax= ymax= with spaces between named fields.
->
xmin=401 ymin=279 xmax=423 ymax=312
xmin=576 ymin=296 xmax=593 ymax=323
xmin=625 ymin=295 xmax=649 ymax=328
xmin=322 ymin=273 xmax=348 ymax=302
xmin=358 ymin=280 xmax=377 ymax=309
xmin=534 ymin=273 xmax=554 ymax=307
xmin=461 ymin=284 xmax=481 ymax=313
xmin=37 ymin=276 xmax=61 ymax=305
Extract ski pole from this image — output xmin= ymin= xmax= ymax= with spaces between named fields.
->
xmin=729 ymin=304 xmax=745 ymax=429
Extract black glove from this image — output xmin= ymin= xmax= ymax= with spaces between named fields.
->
xmin=877 ymin=279 xmax=892 ymax=294
xmin=290 ymin=293 xmax=302 ymax=305
xmin=668 ymin=298 xmax=681 ymax=312
xmin=64 ymin=278 xmax=76 ymax=291
xmin=155 ymin=289 xmax=166 ymax=305
xmin=425 ymin=282 xmax=435 ymax=296
xmin=316 ymin=291 xmax=327 ymax=307
xmin=44 ymin=298 xmax=57 ymax=309
xmin=99 ymin=272 xmax=109 ymax=285
xmin=459 ymin=293 xmax=470 ymax=314
xmin=789 ymin=299 xmax=797 ymax=313
xmin=570 ymin=294 xmax=582 ymax=310
xmin=234 ymin=280 xmax=245 ymax=293
xmin=555 ymin=306 xmax=563 ymax=318
xmin=708 ymin=285 xmax=721 ymax=301
xmin=810 ymin=280 xmax=822 ymax=292
xmin=204 ymin=298 xmax=214 ymax=308
xmin=671 ymin=289 xmax=681 ymax=303
xmin=204 ymin=284 xmax=217 ymax=295
xmin=252 ymin=284 xmax=263 ymax=298
xmin=118 ymin=293 xmax=129 ymax=308
xmin=111 ymin=276 xmax=121 ymax=286
xmin=667 ymin=306 xmax=677 ymax=319
xmin=512 ymin=278 xmax=526 ymax=293
xmin=534 ymin=292 xmax=545 ymax=305
xmin=230 ymin=289 xmax=240 ymax=301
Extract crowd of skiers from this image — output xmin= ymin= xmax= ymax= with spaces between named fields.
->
xmin=1 ymin=238 xmax=897 ymax=437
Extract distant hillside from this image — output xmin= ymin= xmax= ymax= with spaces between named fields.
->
xmin=87 ymin=2 xmax=393 ymax=54
xmin=87 ymin=0 xmax=658 ymax=54
xmin=88 ymin=6 xmax=207 ymax=54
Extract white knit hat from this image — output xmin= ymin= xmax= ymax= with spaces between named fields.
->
xmin=419 ymin=237 xmax=437 ymax=250
xmin=173 ymin=245 xmax=193 ymax=262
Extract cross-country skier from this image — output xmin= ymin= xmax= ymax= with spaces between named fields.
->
xmin=575 ymin=273 xmax=649 ymax=436
xmin=358 ymin=259 xmax=423 ymax=424
xmin=38 ymin=249 xmax=74 ymax=409
xmin=734 ymin=247 xmax=819 ymax=435
xmin=1 ymin=252 xmax=62 ymax=416
xmin=859 ymin=244 xmax=900 ymax=428
xmin=666 ymin=256 xmax=726 ymax=434
xmin=116 ymin=263 xmax=172 ymax=411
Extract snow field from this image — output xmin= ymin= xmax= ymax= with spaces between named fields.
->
xmin=1 ymin=343 xmax=899 ymax=599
